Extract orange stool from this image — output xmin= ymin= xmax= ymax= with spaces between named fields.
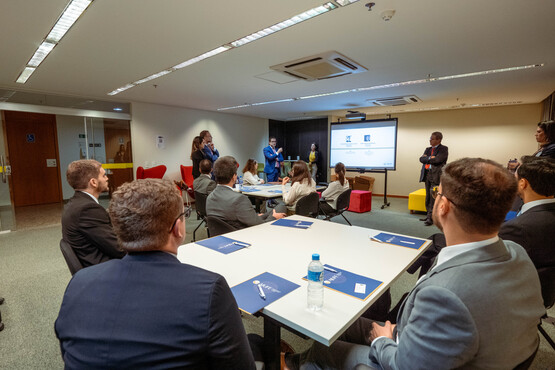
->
xmin=349 ymin=190 xmax=372 ymax=213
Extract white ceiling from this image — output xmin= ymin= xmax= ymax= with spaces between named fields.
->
xmin=1 ymin=0 xmax=554 ymax=120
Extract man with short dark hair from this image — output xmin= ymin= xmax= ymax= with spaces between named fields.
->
xmin=292 ymin=158 xmax=544 ymax=370
xmin=207 ymin=156 xmax=286 ymax=229
xmin=264 ymin=137 xmax=284 ymax=182
xmin=193 ymin=159 xmax=217 ymax=195
xmin=499 ymin=156 xmax=555 ymax=269
xmin=419 ymin=131 xmax=448 ymax=225
xmin=200 ymin=130 xmax=220 ymax=163
xmin=56 ymin=179 xmax=256 ymax=369
xmin=62 ymin=160 xmax=124 ymax=267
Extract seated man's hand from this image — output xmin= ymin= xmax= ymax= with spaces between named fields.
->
xmin=272 ymin=209 xmax=286 ymax=219
xmin=369 ymin=321 xmax=395 ymax=342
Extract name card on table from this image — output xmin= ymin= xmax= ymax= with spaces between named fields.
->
xmin=231 ymin=272 xmax=300 ymax=315
xmin=303 ymin=265 xmax=383 ymax=301
xmin=272 ymin=219 xmax=313 ymax=229
xmin=195 ymin=236 xmax=251 ymax=255
xmin=370 ymin=232 xmax=427 ymax=250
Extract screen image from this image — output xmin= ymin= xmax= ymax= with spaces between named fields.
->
xmin=329 ymin=118 xmax=398 ymax=170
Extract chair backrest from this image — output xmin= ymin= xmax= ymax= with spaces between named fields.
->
xmin=537 ymin=266 xmax=555 ymax=309
xmin=206 ymin=216 xmax=237 ymax=237
xmin=59 ymin=239 xmax=84 ymax=276
xmin=336 ymin=189 xmax=352 ymax=211
xmin=136 ymin=166 xmax=145 ymax=179
xmin=143 ymin=165 xmax=167 ymax=179
xmin=180 ymin=165 xmax=194 ymax=188
xmin=295 ymin=192 xmax=320 ymax=218
xmin=194 ymin=191 xmax=208 ymax=218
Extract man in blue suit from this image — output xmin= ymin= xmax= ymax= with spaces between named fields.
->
xmin=264 ymin=136 xmax=284 ymax=182
xmin=55 ymin=179 xmax=256 ymax=369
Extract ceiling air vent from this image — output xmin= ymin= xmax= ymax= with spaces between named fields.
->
xmin=270 ymin=51 xmax=367 ymax=81
xmin=368 ymin=95 xmax=422 ymax=106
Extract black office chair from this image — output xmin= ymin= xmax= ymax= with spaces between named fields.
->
xmin=193 ymin=191 xmax=210 ymax=241
xmin=319 ymin=189 xmax=352 ymax=226
xmin=295 ymin=192 xmax=320 ymax=218
xmin=60 ymin=239 xmax=84 ymax=276
xmin=206 ymin=216 xmax=237 ymax=237
xmin=537 ymin=266 xmax=555 ymax=350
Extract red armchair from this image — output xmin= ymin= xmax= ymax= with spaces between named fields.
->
xmin=136 ymin=165 xmax=167 ymax=179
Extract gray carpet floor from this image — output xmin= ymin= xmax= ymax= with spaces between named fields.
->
xmin=0 ymin=196 xmax=553 ymax=369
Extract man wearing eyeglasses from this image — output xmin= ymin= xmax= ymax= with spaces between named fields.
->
xmin=56 ymin=179 xmax=257 ymax=369
xmin=289 ymin=158 xmax=544 ymax=370
xmin=264 ymin=136 xmax=284 ymax=183
xmin=419 ymin=131 xmax=448 ymax=226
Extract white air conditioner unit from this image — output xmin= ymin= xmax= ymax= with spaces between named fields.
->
xmin=270 ymin=51 xmax=367 ymax=81
xmin=367 ymin=95 xmax=422 ymax=106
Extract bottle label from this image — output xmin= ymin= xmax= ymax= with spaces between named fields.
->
xmin=308 ymin=270 xmax=323 ymax=282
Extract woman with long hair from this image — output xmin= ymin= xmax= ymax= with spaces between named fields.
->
xmin=320 ymin=162 xmax=350 ymax=214
xmin=534 ymin=120 xmax=555 ymax=158
xmin=242 ymin=159 xmax=265 ymax=185
xmin=190 ymin=136 xmax=206 ymax=179
xmin=281 ymin=160 xmax=316 ymax=213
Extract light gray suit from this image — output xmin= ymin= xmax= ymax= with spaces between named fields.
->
xmin=193 ymin=174 xmax=216 ymax=195
xmin=206 ymin=185 xmax=286 ymax=230
xmin=300 ymin=240 xmax=544 ymax=370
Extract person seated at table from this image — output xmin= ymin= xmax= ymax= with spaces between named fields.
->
xmin=242 ymin=159 xmax=265 ymax=185
xmin=281 ymin=160 xmax=316 ymax=214
xmin=319 ymin=162 xmax=349 ymax=214
xmin=193 ymin=159 xmax=217 ymax=195
xmin=56 ymin=178 xmax=258 ymax=369
xmin=207 ymin=156 xmax=286 ymax=230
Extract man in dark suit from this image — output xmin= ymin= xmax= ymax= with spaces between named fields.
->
xmin=419 ymin=131 xmax=448 ymax=225
xmin=264 ymin=137 xmax=284 ymax=182
xmin=62 ymin=160 xmax=125 ymax=267
xmin=499 ymin=156 xmax=555 ymax=269
xmin=290 ymin=158 xmax=544 ymax=369
xmin=55 ymin=179 xmax=257 ymax=369
xmin=207 ymin=156 xmax=286 ymax=230
xmin=193 ymin=159 xmax=217 ymax=195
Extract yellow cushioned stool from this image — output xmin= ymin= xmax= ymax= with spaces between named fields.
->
xmin=408 ymin=188 xmax=427 ymax=213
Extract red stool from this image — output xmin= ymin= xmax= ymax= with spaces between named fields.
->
xmin=349 ymin=190 xmax=372 ymax=213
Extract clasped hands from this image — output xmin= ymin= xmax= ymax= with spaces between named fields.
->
xmin=369 ymin=321 xmax=396 ymax=343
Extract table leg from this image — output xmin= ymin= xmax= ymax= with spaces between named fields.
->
xmin=263 ymin=316 xmax=281 ymax=370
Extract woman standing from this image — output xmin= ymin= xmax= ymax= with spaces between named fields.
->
xmin=190 ymin=136 xmax=205 ymax=179
xmin=242 ymin=159 xmax=265 ymax=185
xmin=534 ymin=120 xmax=555 ymax=158
xmin=281 ymin=161 xmax=316 ymax=213
xmin=308 ymin=143 xmax=319 ymax=182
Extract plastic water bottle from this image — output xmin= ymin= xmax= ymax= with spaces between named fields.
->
xmin=307 ymin=253 xmax=324 ymax=311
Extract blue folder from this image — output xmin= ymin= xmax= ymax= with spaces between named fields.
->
xmin=231 ymin=272 xmax=300 ymax=314
xmin=271 ymin=218 xmax=313 ymax=229
xmin=371 ymin=232 xmax=427 ymax=250
xmin=195 ymin=236 xmax=250 ymax=254
xmin=303 ymin=265 xmax=383 ymax=301
xmin=240 ymin=187 xmax=261 ymax=193
xmin=268 ymin=189 xmax=282 ymax=194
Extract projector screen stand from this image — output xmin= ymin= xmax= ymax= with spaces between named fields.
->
xmin=358 ymin=168 xmax=390 ymax=209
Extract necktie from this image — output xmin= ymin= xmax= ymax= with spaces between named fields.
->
xmin=425 ymin=147 xmax=435 ymax=170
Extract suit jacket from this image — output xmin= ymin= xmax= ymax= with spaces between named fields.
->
xmin=263 ymin=145 xmax=283 ymax=174
xmin=55 ymin=252 xmax=255 ymax=369
xmin=499 ymin=202 xmax=555 ymax=269
xmin=370 ymin=240 xmax=544 ymax=370
xmin=193 ymin=174 xmax=217 ymax=195
xmin=538 ymin=142 xmax=555 ymax=158
xmin=206 ymin=185 xmax=271 ymax=230
xmin=202 ymin=145 xmax=220 ymax=162
xmin=61 ymin=191 xmax=125 ymax=267
xmin=419 ymin=144 xmax=448 ymax=183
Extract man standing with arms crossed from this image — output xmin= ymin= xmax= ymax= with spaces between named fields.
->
xmin=419 ymin=131 xmax=448 ymax=226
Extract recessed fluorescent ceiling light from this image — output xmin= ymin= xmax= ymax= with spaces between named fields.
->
xmin=113 ymin=107 xmax=123 ymax=111
xmin=217 ymin=64 xmax=543 ymax=111
xmin=107 ymin=2 xmax=346 ymax=95
xmin=335 ymin=0 xmax=360 ymax=6
xmin=15 ymin=0 xmax=93 ymax=84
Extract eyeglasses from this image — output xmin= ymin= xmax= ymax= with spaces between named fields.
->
xmin=431 ymin=188 xmax=460 ymax=208
xmin=168 ymin=203 xmax=192 ymax=233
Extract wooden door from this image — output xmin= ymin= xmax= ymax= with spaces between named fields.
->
xmin=5 ymin=111 xmax=62 ymax=206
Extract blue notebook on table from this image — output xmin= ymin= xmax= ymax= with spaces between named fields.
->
xmin=272 ymin=218 xmax=313 ymax=229
xmin=240 ymin=187 xmax=260 ymax=193
xmin=231 ymin=272 xmax=300 ymax=315
xmin=258 ymin=183 xmax=274 ymax=187
xmin=303 ymin=265 xmax=383 ymax=301
xmin=195 ymin=236 xmax=250 ymax=254
xmin=371 ymin=232 xmax=427 ymax=250
xmin=268 ymin=189 xmax=282 ymax=194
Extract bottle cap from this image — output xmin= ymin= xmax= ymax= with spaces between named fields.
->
xmin=312 ymin=253 xmax=320 ymax=260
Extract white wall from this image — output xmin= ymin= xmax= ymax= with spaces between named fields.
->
xmin=332 ymin=103 xmax=542 ymax=197
xmin=130 ymin=102 xmax=268 ymax=182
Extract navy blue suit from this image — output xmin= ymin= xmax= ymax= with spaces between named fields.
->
xmin=263 ymin=145 xmax=283 ymax=182
xmin=55 ymin=251 xmax=255 ymax=369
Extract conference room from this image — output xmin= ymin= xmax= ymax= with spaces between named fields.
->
xmin=0 ymin=0 xmax=554 ymax=368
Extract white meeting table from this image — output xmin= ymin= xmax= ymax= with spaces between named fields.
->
xmin=239 ymin=183 xmax=326 ymax=212
xmin=177 ymin=215 xmax=430 ymax=370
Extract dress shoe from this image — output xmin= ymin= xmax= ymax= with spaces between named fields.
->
xmin=424 ymin=219 xmax=433 ymax=226
xmin=419 ymin=217 xmax=428 ymax=221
